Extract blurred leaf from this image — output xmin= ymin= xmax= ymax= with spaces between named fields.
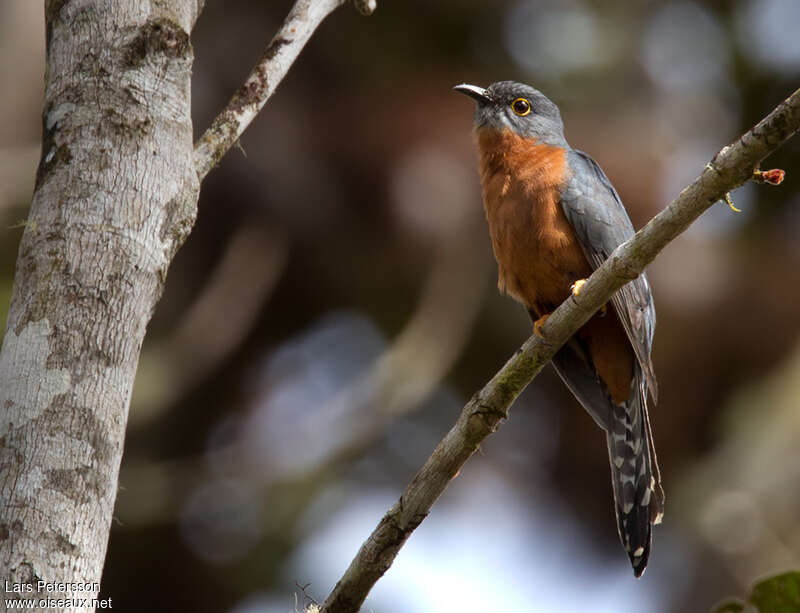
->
xmin=749 ymin=572 xmax=800 ymax=613
xmin=712 ymin=572 xmax=800 ymax=613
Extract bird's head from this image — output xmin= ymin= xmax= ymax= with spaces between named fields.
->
xmin=453 ymin=80 xmax=566 ymax=146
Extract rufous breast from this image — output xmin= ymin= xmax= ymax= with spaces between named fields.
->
xmin=476 ymin=127 xmax=592 ymax=315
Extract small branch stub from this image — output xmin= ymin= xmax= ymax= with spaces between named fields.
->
xmin=724 ymin=192 xmax=741 ymax=212
xmin=725 ymin=167 xmax=786 ymax=211
xmin=753 ymin=168 xmax=786 ymax=185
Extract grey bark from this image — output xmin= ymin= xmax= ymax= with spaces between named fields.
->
xmin=0 ymin=0 xmax=372 ymax=609
xmin=0 ymin=2 xmax=202 ymax=610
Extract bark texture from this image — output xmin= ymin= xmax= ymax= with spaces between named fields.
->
xmin=0 ymin=1 xmax=201 ymax=609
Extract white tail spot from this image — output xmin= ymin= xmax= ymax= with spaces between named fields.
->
xmin=620 ymin=473 xmax=635 ymax=485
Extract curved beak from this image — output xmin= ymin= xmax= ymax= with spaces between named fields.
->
xmin=453 ymin=83 xmax=492 ymax=104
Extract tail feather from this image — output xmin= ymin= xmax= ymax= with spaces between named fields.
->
xmin=606 ymin=381 xmax=663 ymax=577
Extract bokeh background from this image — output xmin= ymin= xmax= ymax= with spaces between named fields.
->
xmin=2 ymin=0 xmax=800 ymax=611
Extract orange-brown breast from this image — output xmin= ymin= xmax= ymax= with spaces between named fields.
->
xmin=476 ymin=127 xmax=591 ymax=314
xmin=476 ymin=127 xmax=634 ymax=403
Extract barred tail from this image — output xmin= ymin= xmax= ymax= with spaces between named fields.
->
xmin=606 ymin=386 xmax=664 ymax=577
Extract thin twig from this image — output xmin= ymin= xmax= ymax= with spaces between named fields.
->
xmin=319 ymin=89 xmax=800 ymax=613
xmin=193 ymin=0 xmax=375 ymax=181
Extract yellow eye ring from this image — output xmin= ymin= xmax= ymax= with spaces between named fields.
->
xmin=511 ymin=98 xmax=531 ymax=116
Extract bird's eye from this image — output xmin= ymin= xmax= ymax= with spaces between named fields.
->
xmin=511 ymin=98 xmax=531 ymax=116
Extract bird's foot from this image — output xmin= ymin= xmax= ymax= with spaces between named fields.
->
xmin=533 ymin=313 xmax=550 ymax=338
xmin=571 ymin=278 xmax=607 ymax=316
xmin=570 ymin=279 xmax=587 ymax=296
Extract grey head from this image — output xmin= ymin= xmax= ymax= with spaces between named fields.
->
xmin=453 ymin=80 xmax=567 ymax=147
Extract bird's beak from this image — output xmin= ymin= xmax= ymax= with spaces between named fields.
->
xmin=453 ymin=83 xmax=492 ymax=104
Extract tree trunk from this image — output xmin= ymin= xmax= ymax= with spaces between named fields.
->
xmin=0 ymin=1 xmax=201 ymax=609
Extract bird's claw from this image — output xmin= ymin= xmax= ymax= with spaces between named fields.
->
xmin=571 ymin=278 xmax=608 ymax=316
xmin=571 ymin=279 xmax=587 ymax=296
xmin=533 ymin=313 xmax=550 ymax=338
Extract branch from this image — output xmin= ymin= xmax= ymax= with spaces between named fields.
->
xmin=193 ymin=0 xmax=376 ymax=181
xmin=319 ymin=89 xmax=800 ymax=613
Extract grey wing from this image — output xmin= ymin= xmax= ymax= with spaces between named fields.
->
xmin=560 ymin=149 xmax=658 ymax=401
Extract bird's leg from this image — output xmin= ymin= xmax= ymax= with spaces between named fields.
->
xmin=533 ymin=313 xmax=550 ymax=338
xmin=571 ymin=278 xmax=607 ymax=316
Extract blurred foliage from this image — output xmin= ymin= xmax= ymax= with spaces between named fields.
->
xmin=713 ymin=571 xmax=800 ymax=613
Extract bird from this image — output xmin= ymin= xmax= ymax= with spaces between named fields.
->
xmin=454 ymin=80 xmax=664 ymax=577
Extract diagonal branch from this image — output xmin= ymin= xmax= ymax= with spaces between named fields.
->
xmin=319 ymin=88 xmax=800 ymax=613
xmin=193 ymin=0 xmax=375 ymax=181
